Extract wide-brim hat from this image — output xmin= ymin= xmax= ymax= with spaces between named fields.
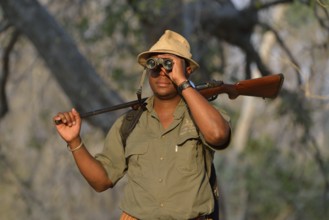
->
xmin=137 ymin=30 xmax=199 ymax=72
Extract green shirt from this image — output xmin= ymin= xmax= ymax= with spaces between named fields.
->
xmin=95 ymin=97 xmax=225 ymax=220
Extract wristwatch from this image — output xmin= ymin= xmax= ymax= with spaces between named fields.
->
xmin=177 ymin=80 xmax=192 ymax=93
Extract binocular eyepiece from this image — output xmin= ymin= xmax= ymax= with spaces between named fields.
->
xmin=146 ymin=58 xmax=173 ymax=71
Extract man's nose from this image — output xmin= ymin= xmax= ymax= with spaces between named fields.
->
xmin=159 ymin=66 xmax=168 ymax=76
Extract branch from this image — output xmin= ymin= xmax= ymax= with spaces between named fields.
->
xmin=303 ymin=45 xmax=329 ymax=100
xmin=0 ymin=0 xmax=125 ymax=131
xmin=0 ymin=144 xmax=46 ymax=214
xmin=259 ymin=22 xmax=302 ymax=85
xmin=308 ymin=135 xmax=329 ymax=209
xmin=0 ymin=29 xmax=20 ymax=118
xmin=313 ymin=1 xmax=329 ymax=31
xmin=252 ymin=0 xmax=294 ymax=11
xmin=0 ymin=19 xmax=11 ymax=33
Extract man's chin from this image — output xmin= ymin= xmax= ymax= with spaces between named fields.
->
xmin=154 ymin=91 xmax=179 ymax=100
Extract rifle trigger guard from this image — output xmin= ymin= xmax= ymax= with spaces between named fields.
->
xmin=207 ymin=95 xmax=218 ymax=102
xmin=195 ymin=80 xmax=222 ymax=102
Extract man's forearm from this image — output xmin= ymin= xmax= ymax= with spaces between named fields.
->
xmin=69 ymin=142 xmax=113 ymax=192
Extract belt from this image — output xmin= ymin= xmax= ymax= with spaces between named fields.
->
xmin=120 ymin=212 xmax=137 ymax=220
xmin=120 ymin=212 xmax=208 ymax=220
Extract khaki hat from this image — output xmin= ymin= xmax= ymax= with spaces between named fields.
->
xmin=137 ymin=30 xmax=199 ymax=72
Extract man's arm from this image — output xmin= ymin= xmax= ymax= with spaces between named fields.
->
xmin=162 ymin=54 xmax=231 ymax=149
xmin=53 ymin=109 xmax=113 ymax=191
xmin=180 ymin=87 xmax=231 ymax=149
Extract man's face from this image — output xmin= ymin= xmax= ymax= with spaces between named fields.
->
xmin=148 ymin=54 xmax=178 ymax=100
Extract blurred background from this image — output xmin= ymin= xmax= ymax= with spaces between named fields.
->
xmin=0 ymin=0 xmax=328 ymax=219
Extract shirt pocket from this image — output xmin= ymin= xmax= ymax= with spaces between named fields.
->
xmin=175 ymin=132 xmax=203 ymax=175
xmin=124 ymin=139 xmax=149 ymax=176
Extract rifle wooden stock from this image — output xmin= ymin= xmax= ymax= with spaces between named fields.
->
xmin=198 ymin=73 xmax=284 ymax=100
xmin=54 ymin=73 xmax=284 ymax=124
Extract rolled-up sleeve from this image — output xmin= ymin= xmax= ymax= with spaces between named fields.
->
xmin=94 ymin=116 xmax=126 ymax=186
xmin=199 ymin=107 xmax=231 ymax=151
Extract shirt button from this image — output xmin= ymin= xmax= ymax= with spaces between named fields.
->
xmin=158 ymin=178 xmax=163 ymax=183
xmin=160 ymin=157 xmax=164 ymax=161
xmin=160 ymin=203 xmax=164 ymax=207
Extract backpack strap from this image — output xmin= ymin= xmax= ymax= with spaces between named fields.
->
xmin=201 ymin=138 xmax=220 ymax=220
xmin=120 ymin=104 xmax=146 ymax=148
xmin=207 ymin=163 xmax=220 ymax=220
xmin=120 ymin=68 xmax=148 ymax=148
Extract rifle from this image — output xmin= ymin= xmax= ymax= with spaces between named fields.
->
xmin=54 ymin=73 xmax=284 ymax=125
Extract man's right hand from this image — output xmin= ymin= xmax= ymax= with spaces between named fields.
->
xmin=53 ymin=108 xmax=82 ymax=145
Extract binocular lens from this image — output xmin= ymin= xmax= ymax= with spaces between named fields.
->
xmin=146 ymin=58 xmax=173 ymax=71
xmin=163 ymin=59 xmax=173 ymax=70
xmin=146 ymin=58 xmax=157 ymax=69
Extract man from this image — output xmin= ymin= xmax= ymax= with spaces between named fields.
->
xmin=53 ymin=30 xmax=231 ymax=220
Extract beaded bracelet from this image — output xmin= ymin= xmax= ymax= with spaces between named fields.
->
xmin=67 ymin=141 xmax=83 ymax=152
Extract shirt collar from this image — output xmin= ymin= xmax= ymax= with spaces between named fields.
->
xmin=145 ymin=96 xmax=186 ymax=120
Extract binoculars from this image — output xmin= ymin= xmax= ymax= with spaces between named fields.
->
xmin=146 ymin=58 xmax=173 ymax=71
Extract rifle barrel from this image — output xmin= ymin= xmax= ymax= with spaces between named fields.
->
xmin=80 ymin=98 xmax=147 ymax=118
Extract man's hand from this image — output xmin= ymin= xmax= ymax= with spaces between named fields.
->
xmin=157 ymin=54 xmax=192 ymax=86
xmin=53 ymin=108 xmax=82 ymax=144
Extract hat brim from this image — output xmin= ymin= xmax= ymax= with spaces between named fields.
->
xmin=137 ymin=50 xmax=199 ymax=72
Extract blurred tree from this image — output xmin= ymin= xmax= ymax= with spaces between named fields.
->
xmin=0 ymin=0 xmax=328 ymax=219
xmin=0 ymin=0 xmax=125 ymax=131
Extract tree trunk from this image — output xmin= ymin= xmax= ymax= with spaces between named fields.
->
xmin=0 ymin=0 xmax=125 ymax=131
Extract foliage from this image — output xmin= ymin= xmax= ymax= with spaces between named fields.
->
xmin=0 ymin=0 xmax=328 ymax=219
xmin=286 ymin=1 xmax=316 ymax=27
xmin=278 ymin=89 xmax=313 ymax=140
xmin=241 ymin=136 xmax=328 ymax=219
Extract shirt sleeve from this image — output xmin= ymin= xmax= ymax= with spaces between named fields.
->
xmin=199 ymin=107 xmax=231 ymax=151
xmin=94 ymin=115 xmax=127 ymax=186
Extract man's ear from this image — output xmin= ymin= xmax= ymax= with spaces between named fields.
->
xmin=186 ymin=66 xmax=193 ymax=77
